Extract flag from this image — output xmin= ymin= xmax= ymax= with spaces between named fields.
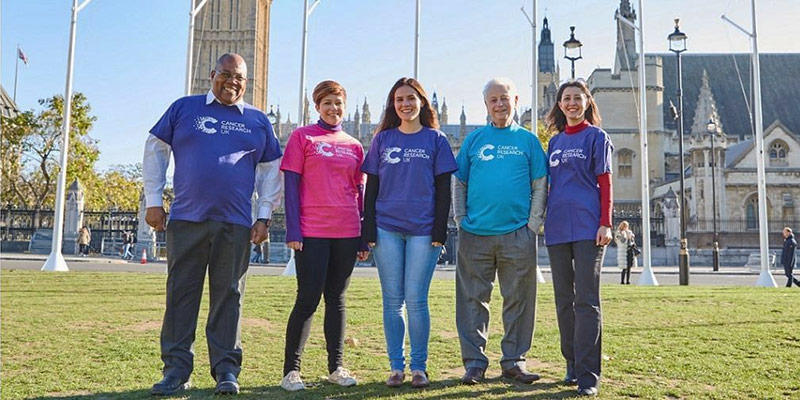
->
xmin=17 ymin=47 xmax=29 ymax=65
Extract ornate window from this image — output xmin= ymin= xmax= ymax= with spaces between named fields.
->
xmin=769 ymin=140 xmax=788 ymax=166
xmin=746 ymin=196 xmax=758 ymax=230
xmin=617 ymin=149 xmax=634 ymax=178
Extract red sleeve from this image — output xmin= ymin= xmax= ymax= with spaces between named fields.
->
xmin=597 ymin=173 xmax=613 ymax=227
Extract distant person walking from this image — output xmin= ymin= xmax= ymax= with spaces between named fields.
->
xmin=544 ymin=80 xmax=614 ymax=397
xmin=614 ymin=221 xmax=636 ymax=285
xmin=781 ymin=227 xmax=799 ymax=288
xmin=362 ymin=77 xmax=457 ymax=389
xmin=143 ymin=53 xmax=282 ymax=396
xmin=78 ymin=226 xmax=91 ymax=256
xmin=279 ymin=80 xmax=367 ymax=392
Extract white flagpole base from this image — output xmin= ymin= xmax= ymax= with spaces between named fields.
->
xmin=536 ymin=266 xmax=546 ymax=283
xmin=282 ymin=249 xmax=296 ymax=276
xmin=41 ymin=251 xmax=69 ymax=272
xmin=755 ymin=269 xmax=777 ymax=287
xmin=636 ymin=265 xmax=658 ymax=286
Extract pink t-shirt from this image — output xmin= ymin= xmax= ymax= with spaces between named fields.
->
xmin=280 ymin=125 xmax=365 ymax=238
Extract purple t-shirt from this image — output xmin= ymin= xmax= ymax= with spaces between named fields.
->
xmin=362 ymin=127 xmax=457 ymax=235
xmin=150 ymin=95 xmax=282 ymax=228
xmin=544 ymin=124 xmax=614 ymax=245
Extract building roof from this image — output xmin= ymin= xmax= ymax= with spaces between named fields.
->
xmin=658 ymin=53 xmax=800 ymax=139
xmin=725 ymin=139 xmax=752 ymax=168
xmin=1 ymin=85 xmax=19 ymax=119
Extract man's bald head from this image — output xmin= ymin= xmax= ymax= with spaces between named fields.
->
xmin=210 ymin=53 xmax=248 ymax=105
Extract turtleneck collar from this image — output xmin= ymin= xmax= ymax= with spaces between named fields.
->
xmin=317 ymin=118 xmax=342 ymax=132
xmin=565 ymin=119 xmax=590 ymax=134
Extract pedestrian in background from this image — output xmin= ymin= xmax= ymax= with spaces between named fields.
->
xmin=614 ymin=221 xmax=635 ymax=284
xmin=363 ymin=77 xmax=457 ymax=389
xmin=781 ymin=227 xmax=799 ymax=287
xmin=78 ymin=226 xmax=91 ymax=256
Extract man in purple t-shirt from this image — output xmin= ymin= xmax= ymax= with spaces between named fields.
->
xmin=143 ymin=53 xmax=282 ymax=396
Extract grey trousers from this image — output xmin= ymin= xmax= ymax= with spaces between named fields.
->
xmin=456 ymin=226 xmax=537 ymax=370
xmin=547 ymin=240 xmax=605 ymax=389
xmin=160 ymin=220 xmax=251 ymax=381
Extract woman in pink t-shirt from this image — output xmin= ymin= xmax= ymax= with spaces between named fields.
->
xmin=278 ymin=80 xmax=368 ymax=392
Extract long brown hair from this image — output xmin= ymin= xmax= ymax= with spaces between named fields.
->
xmin=374 ymin=77 xmax=439 ymax=134
xmin=545 ymin=79 xmax=601 ymax=133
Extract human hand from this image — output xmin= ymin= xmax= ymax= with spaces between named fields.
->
xmin=251 ymin=220 xmax=269 ymax=244
xmin=287 ymin=241 xmax=303 ymax=251
xmin=596 ymin=226 xmax=612 ymax=246
xmin=368 ymin=242 xmax=376 ymax=248
xmin=357 ymin=250 xmax=369 ymax=261
xmin=145 ymin=207 xmax=167 ymax=231
xmin=432 ymin=242 xmax=443 ymax=247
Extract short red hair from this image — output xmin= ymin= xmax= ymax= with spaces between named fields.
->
xmin=312 ymin=80 xmax=347 ymax=106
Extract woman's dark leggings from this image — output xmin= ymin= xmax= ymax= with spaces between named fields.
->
xmin=283 ymin=237 xmax=359 ymax=375
xmin=620 ymin=267 xmax=631 ymax=284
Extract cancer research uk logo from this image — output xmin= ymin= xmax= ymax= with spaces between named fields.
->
xmin=477 ymin=143 xmax=523 ymax=161
xmin=309 ymin=137 xmax=358 ymax=159
xmin=194 ymin=116 xmax=252 ymax=135
xmin=382 ymin=147 xmax=431 ymax=164
xmin=549 ymin=148 xmax=586 ymax=167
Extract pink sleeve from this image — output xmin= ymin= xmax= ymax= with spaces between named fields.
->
xmin=280 ymin=130 xmax=306 ymax=174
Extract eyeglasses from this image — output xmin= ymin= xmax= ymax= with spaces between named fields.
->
xmin=215 ymin=70 xmax=247 ymax=83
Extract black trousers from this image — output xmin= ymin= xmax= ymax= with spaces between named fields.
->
xmin=547 ymin=240 xmax=605 ymax=389
xmin=784 ymin=266 xmax=800 ymax=287
xmin=159 ymin=220 xmax=251 ymax=381
xmin=283 ymin=237 xmax=359 ymax=375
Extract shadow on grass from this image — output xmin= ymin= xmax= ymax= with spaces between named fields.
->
xmin=28 ymin=379 xmax=580 ymax=399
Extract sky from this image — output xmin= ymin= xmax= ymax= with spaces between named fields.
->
xmin=2 ymin=0 xmax=799 ymax=170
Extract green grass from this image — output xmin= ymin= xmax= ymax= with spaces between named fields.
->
xmin=2 ymin=270 xmax=799 ymax=399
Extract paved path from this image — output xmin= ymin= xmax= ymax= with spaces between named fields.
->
xmin=2 ymin=253 xmax=790 ymax=286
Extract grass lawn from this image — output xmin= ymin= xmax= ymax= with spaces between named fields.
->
xmin=2 ymin=269 xmax=799 ymax=399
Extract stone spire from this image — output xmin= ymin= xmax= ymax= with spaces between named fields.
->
xmin=432 ymin=92 xmax=440 ymax=116
xmin=440 ymin=97 xmax=448 ymax=125
xmin=538 ymin=17 xmax=555 ymax=73
xmin=460 ymin=105 xmax=467 ymax=138
xmin=302 ymin=90 xmax=310 ymax=126
xmin=353 ymin=105 xmax=361 ymax=138
xmin=362 ymin=98 xmax=371 ymax=125
xmin=613 ymin=0 xmax=638 ymax=74
xmin=690 ymin=70 xmax=723 ymax=138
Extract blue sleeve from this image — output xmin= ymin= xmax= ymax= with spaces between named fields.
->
xmin=593 ymin=130 xmax=614 ymax=176
xmin=361 ymin=132 xmax=382 ymax=175
xmin=434 ymin=133 xmax=458 ymax=176
xmin=529 ymin=135 xmax=548 ymax=180
xmin=284 ymin=171 xmax=302 ymax=242
xmin=454 ymin=134 xmax=472 ymax=182
xmin=259 ymin=118 xmax=282 ymax=163
xmin=149 ymin=100 xmax=179 ymax=145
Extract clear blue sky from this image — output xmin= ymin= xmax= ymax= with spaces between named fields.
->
xmin=3 ymin=0 xmax=798 ymax=170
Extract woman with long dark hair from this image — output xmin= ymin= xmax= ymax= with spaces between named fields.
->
xmin=544 ymin=79 xmax=614 ymax=397
xmin=362 ymin=77 xmax=457 ymax=388
xmin=279 ymin=80 xmax=368 ymax=392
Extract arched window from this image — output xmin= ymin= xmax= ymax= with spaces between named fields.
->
xmin=746 ymin=196 xmax=758 ymax=230
xmin=769 ymin=140 xmax=788 ymax=166
xmin=617 ymin=149 xmax=634 ymax=178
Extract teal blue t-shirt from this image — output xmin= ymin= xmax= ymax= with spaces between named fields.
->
xmin=454 ymin=123 xmax=547 ymax=236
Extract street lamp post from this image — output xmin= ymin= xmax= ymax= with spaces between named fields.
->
xmin=668 ymin=18 xmax=690 ymax=285
xmin=41 ymin=0 xmax=96 ymax=272
xmin=707 ymin=119 xmax=720 ymax=271
xmin=563 ymin=26 xmax=582 ymax=79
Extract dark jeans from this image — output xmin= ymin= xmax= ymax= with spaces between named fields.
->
xmin=283 ymin=237 xmax=359 ymax=375
xmin=79 ymin=244 xmax=89 ymax=255
xmin=784 ymin=266 xmax=800 ymax=287
xmin=160 ymin=220 xmax=251 ymax=381
xmin=547 ymin=240 xmax=605 ymax=389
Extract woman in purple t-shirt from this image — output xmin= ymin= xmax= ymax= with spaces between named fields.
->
xmin=362 ymin=78 xmax=457 ymax=388
xmin=278 ymin=80 xmax=369 ymax=392
xmin=544 ymin=80 xmax=614 ymax=397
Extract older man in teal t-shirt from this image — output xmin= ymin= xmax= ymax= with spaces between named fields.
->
xmin=452 ymin=77 xmax=548 ymax=385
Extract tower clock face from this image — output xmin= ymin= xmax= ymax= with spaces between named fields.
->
xmin=267 ymin=114 xmax=277 ymax=125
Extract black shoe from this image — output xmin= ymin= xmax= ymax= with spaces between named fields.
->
xmin=564 ymin=373 xmax=578 ymax=384
xmin=578 ymin=386 xmax=598 ymax=396
xmin=461 ymin=367 xmax=485 ymax=385
xmin=151 ymin=375 xmax=190 ymax=396
xmin=501 ymin=366 xmax=540 ymax=384
xmin=215 ymin=372 xmax=239 ymax=395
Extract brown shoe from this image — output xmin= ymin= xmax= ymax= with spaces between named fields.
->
xmin=386 ymin=370 xmax=404 ymax=388
xmin=461 ymin=367 xmax=485 ymax=385
xmin=501 ymin=366 xmax=540 ymax=384
xmin=410 ymin=370 xmax=429 ymax=388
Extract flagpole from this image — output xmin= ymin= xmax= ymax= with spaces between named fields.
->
xmin=14 ymin=44 xmax=20 ymax=102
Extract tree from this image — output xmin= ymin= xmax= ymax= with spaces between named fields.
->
xmin=0 ymin=93 xmax=99 ymax=210
xmin=85 ymin=164 xmax=143 ymax=211
xmin=524 ymin=119 xmax=555 ymax=151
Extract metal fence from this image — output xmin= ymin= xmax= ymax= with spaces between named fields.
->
xmin=688 ymin=219 xmax=800 ymax=233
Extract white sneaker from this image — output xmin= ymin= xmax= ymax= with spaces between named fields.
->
xmin=281 ymin=370 xmax=305 ymax=391
xmin=328 ymin=367 xmax=357 ymax=387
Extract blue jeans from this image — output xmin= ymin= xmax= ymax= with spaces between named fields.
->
xmin=373 ymin=227 xmax=442 ymax=372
